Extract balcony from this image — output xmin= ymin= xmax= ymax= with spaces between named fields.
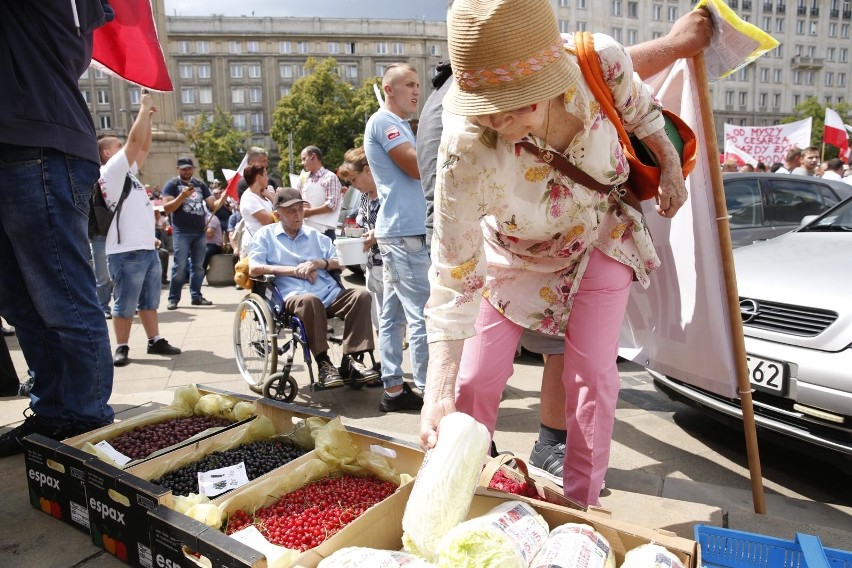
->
xmin=743 ymin=0 xmax=752 ymax=9
xmin=810 ymin=7 xmax=819 ymax=16
xmin=777 ymin=3 xmax=786 ymax=12
xmin=763 ymin=2 xmax=773 ymax=11
xmin=831 ymin=9 xmax=839 ymax=17
xmin=844 ymin=10 xmax=852 ymax=18
xmin=728 ymin=0 xmax=738 ymax=7
xmin=796 ymin=6 xmax=807 ymax=15
xmin=790 ymin=55 xmax=825 ymax=69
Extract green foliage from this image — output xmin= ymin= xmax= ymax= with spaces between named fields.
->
xmin=781 ymin=97 xmax=852 ymax=160
xmin=270 ymin=58 xmax=382 ymax=174
xmin=176 ymin=106 xmax=247 ymax=183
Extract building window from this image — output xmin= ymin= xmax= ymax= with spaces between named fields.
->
xmin=182 ymin=113 xmax=197 ymax=126
xmin=739 ymin=91 xmax=748 ymax=106
xmin=430 ymin=44 xmax=441 ymax=56
xmin=376 ymin=42 xmax=388 ymax=55
xmin=652 ymin=4 xmax=663 ymax=19
xmin=95 ymin=69 xmax=107 ymax=79
xmin=805 ymin=70 xmax=814 ymax=85
xmin=230 ymin=64 xmax=244 ymax=79
xmin=81 ymin=90 xmax=90 ymax=104
xmin=807 ymin=45 xmax=816 ymax=57
xmin=759 ymin=67 xmax=769 ymax=82
xmin=795 ymin=19 xmax=804 ymax=33
xmin=793 ymin=94 xmax=801 ymax=106
xmin=247 ymin=41 xmax=260 ymax=53
xmin=773 ymin=68 xmax=782 ymax=82
xmin=772 ymin=93 xmax=781 ymax=107
xmin=99 ymin=115 xmax=111 ymax=130
xmin=344 ymin=64 xmax=358 ymax=79
xmin=249 ymin=87 xmax=262 ymax=103
xmin=792 ymin=70 xmax=801 ymax=84
xmin=775 ymin=17 xmax=784 ymax=32
xmin=825 ymin=71 xmax=834 ymax=86
xmin=838 ymin=72 xmax=846 ymax=87
xmin=298 ymin=65 xmax=309 ymax=77
xmin=774 ymin=44 xmax=783 ymax=57
xmin=279 ymin=41 xmax=291 ymax=54
xmin=345 ymin=42 xmax=355 ymax=55
xmin=328 ymin=42 xmax=339 ymax=54
xmin=251 ymin=113 xmax=264 ymax=133
xmin=611 ymin=27 xmax=623 ymax=42
xmin=229 ymin=41 xmax=241 ymax=54
xmin=809 ymin=21 xmax=818 ymax=34
xmin=179 ymin=41 xmax=190 ymax=54
xmin=841 ymin=47 xmax=849 ymax=62
xmin=197 ymin=63 xmax=211 ymax=79
xmin=667 ymin=5 xmax=677 ymax=20
xmin=97 ymin=89 xmax=109 ymax=104
xmin=129 ymin=88 xmax=140 ymax=105
xmin=80 ymin=69 xmax=89 ymax=80
xmin=576 ymin=0 xmax=586 ymax=7
xmin=393 ymin=42 xmax=404 ymax=55
xmin=280 ymin=64 xmax=293 ymax=78
xmin=280 ymin=85 xmax=291 ymax=97
xmin=842 ymin=23 xmax=850 ymax=37
xmin=758 ymin=92 xmax=767 ymax=107
xmin=196 ymin=41 xmax=208 ymax=54
xmin=725 ymin=91 xmax=734 ymax=106
xmin=233 ymin=114 xmax=246 ymax=130
xmin=612 ymin=0 xmax=622 ymax=16
xmin=626 ymin=28 xmax=638 ymax=44
xmin=576 ymin=21 xmax=587 ymax=31
xmin=199 ymin=87 xmax=212 ymax=104
xmin=297 ymin=42 xmax=309 ymax=54
xmin=179 ymin=64 xmax=193 ymax=80
xmin=652 ymin=31 xmax=663 ymax=39
xmin=181 ymin=88 xmax=194 ymax=104
xmin=738 ymin=67 xmax=749 ymax=81
xmin=559 ymin=19 xmax=571 ymax=33
xmin=248 ymin=64 xmax=262 ymax=79
xmin=231 ymin=88 xmax=245 ymax=104
xmin=559 ymin=0 xmax=569 ymax=6
xmin=827 ymin=47 xmax=836 ymax=61
xmin=376 ymin=64 xmax=387 ymax=77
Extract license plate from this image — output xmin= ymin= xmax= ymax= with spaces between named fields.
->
xmin=746 ymin=354 xmax=786 ymax=393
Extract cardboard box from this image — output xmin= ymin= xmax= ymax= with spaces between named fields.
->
xmin=97 ymin=401 xmax=333 ymax=568
xmin=149 ymin=425 xmax=424 ymax=568
xmin=22 ymin=434 xmax=95 ymax=535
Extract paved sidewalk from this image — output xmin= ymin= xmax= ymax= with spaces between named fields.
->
xmin=2 ymin=277 xmax=850 ymax=566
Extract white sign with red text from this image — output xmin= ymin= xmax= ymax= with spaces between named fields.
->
xmin=723 ymin=118 xmax=812 ymax=166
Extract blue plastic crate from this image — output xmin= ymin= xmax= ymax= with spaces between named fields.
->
xmin=695 ymin=525 xmax=852 ymax=568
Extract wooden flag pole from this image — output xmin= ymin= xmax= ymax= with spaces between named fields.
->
xmin=694 ymin=52 xmax=766 ymax=515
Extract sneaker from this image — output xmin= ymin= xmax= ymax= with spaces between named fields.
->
xmin=318 ymin=360 xmax=343 ymax=389
xmin=191 ymin=297 xmax=213 ymax=306
xmin=528 ymin=441 xmax=565 ymax=486
xmin=0 ymin=412 xmax=72 ymax=457
xmin=113 ymin=345 xmax=130 ymax=367
xmin=340 ymin=355 xmax=380 ymax=384
xmin=167 ymin=300 xmax=178 ymax=310
xmin=147 ymin=338 xmax=181 ymax=356
xmin=379 ymin=383 xmax=423 ymax=413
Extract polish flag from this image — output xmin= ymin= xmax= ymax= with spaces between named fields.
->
xmin=91 ymin=0 xmax=173 ymax=92
xmin=223 ymin=154 xmax=249 ymax=201
xmin=724 ymin=139 xmax=757 ymax=166
xmin=824 ymin=108 xmax=850 ymax=163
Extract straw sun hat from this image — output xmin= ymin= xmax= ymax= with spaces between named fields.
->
xmin=444 ymin=0 xmax=580 ymax=117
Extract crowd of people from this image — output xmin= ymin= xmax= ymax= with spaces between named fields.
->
xmin=723 ymin=146 xmax=852 ymax=183
xmin=9 ymin=0 xmax=846 ymax=509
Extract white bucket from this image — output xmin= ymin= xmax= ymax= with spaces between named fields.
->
xmin=335 ymin=237 xmax=368 ymax=266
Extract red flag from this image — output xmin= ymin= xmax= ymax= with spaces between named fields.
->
xmin=824 ymin=108 xmax=850 ymax=163
xmin=92 ymin=0 xmax=173 ymax=92
xmin=223 ymin=154 xmax=249 ymax=201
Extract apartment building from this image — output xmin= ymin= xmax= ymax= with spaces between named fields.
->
xmin=78 ymin=0 xmax=852 ymax=152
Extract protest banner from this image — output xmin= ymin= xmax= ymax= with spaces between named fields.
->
xmin=722 ymin=118 xmax=812 ymax=166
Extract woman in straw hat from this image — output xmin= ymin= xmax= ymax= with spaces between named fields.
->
xmin=422 ymin=0 xmax=688 ymax=506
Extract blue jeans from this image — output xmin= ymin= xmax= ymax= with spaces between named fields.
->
xmin=168 ymin=230 xmax=207 ymax=302
xmin=377 ymin=235 xmax=430 ymax=390
xmin=90 ymin=235 xmax=111 ymax=314
xmin=108 ymin=249 xmax=162 ymax=318
xmin=0 ymin=144 xmax=114 ymax=425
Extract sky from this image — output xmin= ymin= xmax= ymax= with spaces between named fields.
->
xmin=163 ymin=0 xmax=448 ymax=21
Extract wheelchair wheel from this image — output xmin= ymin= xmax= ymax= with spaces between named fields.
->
xmin=234 ymin=294 xmax=278 ymax=391
xmin=263 ymin=370 xmax=299 ymax=403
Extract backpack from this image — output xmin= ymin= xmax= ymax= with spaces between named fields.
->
xmin=88 ymin=175 xmax=133 ymax=242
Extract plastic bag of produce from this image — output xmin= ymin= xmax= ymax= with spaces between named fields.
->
xmin=435 ymin=500 xmax=549 ymax=568
xmin=318 ymin=547 xmax=436 ymax=567
xmin=530 ymin=523 xmax=615 ymax=568
xmin=401 ymin=412 xmax=491 ymax=561
xmin=621 ymin=543 xmax=685 ymax=568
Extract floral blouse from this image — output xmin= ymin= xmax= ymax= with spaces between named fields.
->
xmin=425 ymin=33 xmax=665 ymax=343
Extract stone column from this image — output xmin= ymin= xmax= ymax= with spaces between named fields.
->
xmin=138 ymin=0 xmax=193 ymax=190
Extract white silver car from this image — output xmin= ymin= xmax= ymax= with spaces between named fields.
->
xmin=654 ymin=197 xmax=852 ymax=459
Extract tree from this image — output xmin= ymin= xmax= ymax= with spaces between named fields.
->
xmin=270 ymin=57 xmax=380 ymax=174
xmin=176 ymin=106 xmax=247 ymax=184
xmin=351 ymin=77 xmax=383 ymax=148
xmin=782 ymin=97 xmax=852 ymax=160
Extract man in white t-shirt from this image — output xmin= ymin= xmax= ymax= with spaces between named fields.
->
xmin=297 ymin=146 xmax=342 ymax=241
xmin=97 ymin=93 xmax=181 ymax=367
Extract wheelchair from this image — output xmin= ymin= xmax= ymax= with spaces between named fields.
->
xmin=233 ymin=274 xmax=378 ymax=402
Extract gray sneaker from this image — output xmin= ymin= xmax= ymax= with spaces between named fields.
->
xmin=318 ymin=360 xmax=343 ymax=389
xmin=528 ymin=441 xmax=565 ymax=486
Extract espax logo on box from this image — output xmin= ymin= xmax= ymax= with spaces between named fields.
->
xmin=89 ymin=498 xmax=125 ymax=524
xmin=156 ymin=554 xmax=181 ymax=568
xmin=28 ymin=469 xmax=60 ymax=490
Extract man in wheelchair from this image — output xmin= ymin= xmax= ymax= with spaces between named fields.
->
xmin=248 ymin=188 xmax=379 ymax=388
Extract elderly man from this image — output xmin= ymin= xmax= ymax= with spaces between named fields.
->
xmin=248 ymin=188 xmax=379 ymax=388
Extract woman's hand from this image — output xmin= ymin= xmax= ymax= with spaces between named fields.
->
xmin=640 ymin=128 xmax=688 ymax=218
xmin=419 ymin=340 xmax=464 ymax=450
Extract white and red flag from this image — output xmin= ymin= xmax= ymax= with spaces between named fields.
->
xmin=91 ymin=0 xmax=173 ymax=92
xmin=824 ymin=107 xmax=850 ymax=163
xmin=223 ymin=154 xmax=249 ymax=201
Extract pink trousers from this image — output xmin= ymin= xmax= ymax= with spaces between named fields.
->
xmin=456 ymin=250 xmax=633 ymax=506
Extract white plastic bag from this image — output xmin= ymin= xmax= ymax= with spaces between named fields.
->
xmin=531 ymin=523 xmax=616 ymax=568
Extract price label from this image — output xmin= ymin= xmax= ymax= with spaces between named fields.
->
xmin=197 ymin=462 xmax=249 ymax=497
xmin=94 ymin=440 xmax=132 ymax=467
